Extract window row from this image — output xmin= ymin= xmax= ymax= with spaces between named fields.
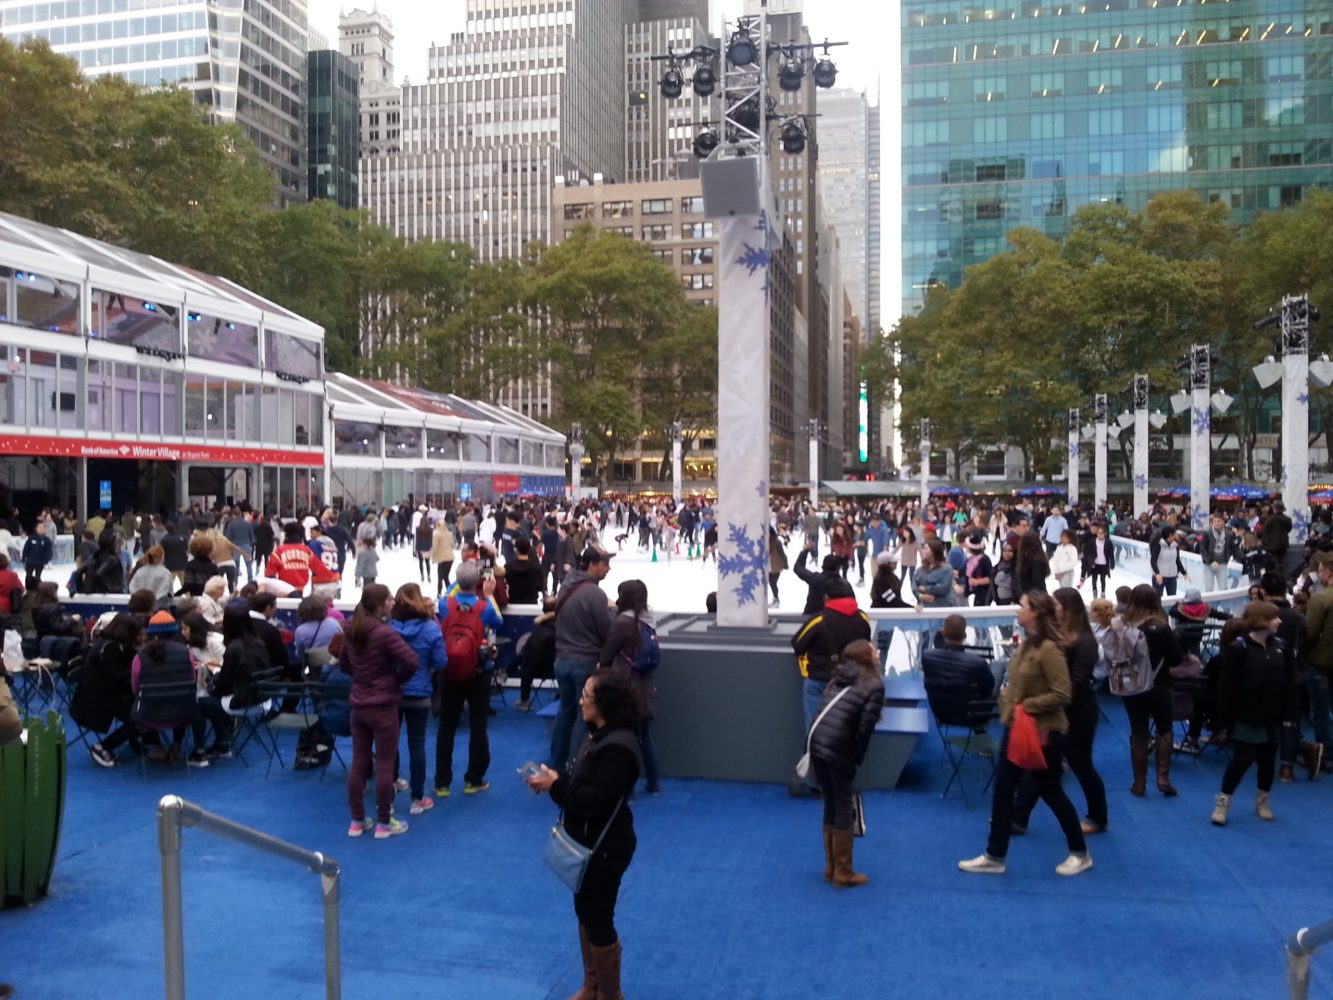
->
xmin=562 ymin=195 xmax=709 ymax=221
xmin=332 ymin=419 xmax=562 ymax=468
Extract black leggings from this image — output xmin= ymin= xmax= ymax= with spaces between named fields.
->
xmin=987 ymin=733 xmax=1087 ymax=859
xmin=1222 ymin=739 xmax=1278 ymax=795
xmin=417 ymin=552 xmax=432 ymax=579
xmin=1122 ymin=683 xmax=1173 ymax=738
xmin=812 ymin=757 xmax=856 ymax=830
xmin=574 ymin=847 xmax=633 ymax=947
xmin=1013 ymin=697 xmax=1108 ymax=828
xmin=435 ymin=560 xmax=453 ymax=597
xmin=769 ymin=572 xmax=781 ymax=601
xmin=1088 ymin=565 xmax=1110 ymax=597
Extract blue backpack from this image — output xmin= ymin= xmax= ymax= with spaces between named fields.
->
xmin=623 ymin=620 xmax=661 ymax=674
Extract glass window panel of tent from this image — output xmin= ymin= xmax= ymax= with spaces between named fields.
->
xmin=92 ymin=288 xmax=181 ymax=352
xmin=161 ymin=369 xmax=182 ymax=435
xmin=204 ymin=378 xmax=225 ymax=439
xmin=521 ymin=440 xmax=538 ymax=465
xmin=384 ymin=422 xmax=422 ymax=457
xmin=264 ymin=329 xmax=321 ymax=380
xmin=187 ymin=309 xmax=259 ymax=366
xmin=184 ymin=375 xmax=207 ymax=436
xmin=334 ymin=419 xmax=379 ymax=456
xmin=22 ymin=349 xmax=56 ymax=429
xmin=465 ymin=433 xmax=490 ymax=463
xmin=138 ymin=364 xmax=161 ymax=435
xmin=496 ymin=436 xmax=519 ymax=464
xmin=426 ymin=428 xmax=460 ymax=460
xmin=114 ymin=362 xmax=137 ymax=434
xmin=5 ymin=267 xmax=80 ymax=336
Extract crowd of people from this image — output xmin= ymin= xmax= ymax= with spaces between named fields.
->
xmin=7 ymin=488 xmax=1333 ymax=996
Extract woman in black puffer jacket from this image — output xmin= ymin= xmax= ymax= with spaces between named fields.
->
xmin=808 ymin=639 xmax=885 ymax=888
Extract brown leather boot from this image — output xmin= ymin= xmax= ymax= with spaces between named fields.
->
xmin=1129 ymin=735 xmax=1149 ymax=796
xmin=1155 ymin=733 xmax=1178 ymax=796
xmin=831 ymin=829 xmax=868 ymax=887
xmin=823 ymin=825 xmax=834 ymax=881
xmin=564 ymin=924 xmax=598 ymax=1000
xmin=590 ymin=941 xmax=623 ymax=1000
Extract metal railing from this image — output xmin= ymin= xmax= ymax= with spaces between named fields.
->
xmin=157 ymin=795 xmax=341 ymax=1000
xmin=1287 ymin=919 xmax=1333 ymax=998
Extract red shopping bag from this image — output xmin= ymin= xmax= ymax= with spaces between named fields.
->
xmin=1006 ymin=704 xmax=1048 ymax=771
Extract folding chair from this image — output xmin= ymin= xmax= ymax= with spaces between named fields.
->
xmin=310 ymin=679 xmax=350 ymax=779
xmin=222 ymin=667 xmax=283 ymax=769
xmin=925 ymin=683 xmax=1000 ymax=806
xmin=130 ymin=678 xmax=200 ymax=778
xmin=60 ymin=655 xmax=95 ymax=751
xmin=254 ymin=679 xmax=321 ymax=778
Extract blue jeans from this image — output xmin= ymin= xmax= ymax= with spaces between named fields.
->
xmin=802 ymin=677 xmax=826 ymax=788
xmin=1307 ymin=671 xmax=1333 ymax=747
xmin=550 ymin=658 xmax=594 ymax=771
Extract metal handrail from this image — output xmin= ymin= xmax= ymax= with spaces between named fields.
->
xmin=157 ymin=795 xmax=341 ymax=1000
xmin=1287 ymin=920 xmax=1333 ymax=998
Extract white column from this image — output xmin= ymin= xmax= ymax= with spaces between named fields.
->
xmin=919 ymin=419 xmax=930 ymax=511
xmin=1133 ymin=375 xmax=1149 ymax=516
xmin=807 ymin=421 xmax=819 ymax=509
xmin=1190 ymin=345 xmax=1211 ymax=532
xmin=1283 ymin=343 xmax=1310 ymax=546
xmin=671 ymin=424 xmax=683 ymax=507
xmin=715 ymin=210 xmax=772 ymax=627
xmin=1094 ymin=394 xmax=1108 ymax=510
xmin=1066 ymin=408 xmax=1080 ymax=507
xmin=569 ymin=422 xmax=583 ymax=499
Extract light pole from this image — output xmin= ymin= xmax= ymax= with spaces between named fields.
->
xmin=919 ymin=418 xmax=931 ymax=511
xmin=569 ymin=423 xmax=584 ymax=499
xmin=670 ymin=421 xmax=683 ymax=507
xmin=1094 ymin=394 xmax=1108 ymax=510
xmin=1133 ymin=374 xmax=1149 ymax=516
xmin=1255 ymin=295 xmax=1323 ymax=548
xmin=1066 ymin=407 xmax=1080 ymax=507
xmin=660 ymin=7 xmax=844 ymax=627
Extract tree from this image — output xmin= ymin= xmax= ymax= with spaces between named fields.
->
xmin=528 ymin=226 xmax=694 ymax=484
xmin=360 ymin=236 xmax=472 ymax=378
xmin=640 ymin=303 xmax=719 ymax=478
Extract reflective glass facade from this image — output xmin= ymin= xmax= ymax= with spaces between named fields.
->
xmin=901 ymin=0 xmax=1333 ymax=316
xmin=0 ymin=0 xmax=311 ymax=205
xmin=306 ymin=48 xmax=359 ymax=209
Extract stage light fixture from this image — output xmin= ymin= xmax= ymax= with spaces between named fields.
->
xmin=780 ymin=118 xmax=807 ymax=154
xmin=778 ymin=58 xmax=804 ymax=92
xmin=692 ymin=63 xmax=716 ymax=97
xmin=692 ymin=128 xmax=720 ymax=158
xmin=660 ymin=64 xmax=683 ymax=99
xmin=812 ymin=57 xmax=838 ymax=88
xmin=727 ymin=28 xmax=756 ymax=66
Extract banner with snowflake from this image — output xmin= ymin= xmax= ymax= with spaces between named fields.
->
xmin=1190 ymin=403 xmax=1211 ymax=530
xmin=716 ymin=212 xmax=772 ymax=626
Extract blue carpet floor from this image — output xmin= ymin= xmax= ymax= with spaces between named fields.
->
xmin=2 ymin=699 xmax=1331 ymax=999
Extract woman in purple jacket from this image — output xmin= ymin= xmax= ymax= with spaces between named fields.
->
xmin=340 ymin=583 xmax=419 ymax=839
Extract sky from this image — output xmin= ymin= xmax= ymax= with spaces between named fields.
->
xmin=307 ymin=0 xmax=901 ymax=324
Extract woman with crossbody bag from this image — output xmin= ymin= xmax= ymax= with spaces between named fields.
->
xmin=526 ymin=670 xmax=641 ymax=1000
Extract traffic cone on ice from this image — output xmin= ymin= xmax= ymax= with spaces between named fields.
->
xmin=651 ymin=544 xmax=658 ymax=563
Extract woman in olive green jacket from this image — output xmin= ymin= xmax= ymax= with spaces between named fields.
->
xmin=959 ymin=590 xmax=1093 ymax=878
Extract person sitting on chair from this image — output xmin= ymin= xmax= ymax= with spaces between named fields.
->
xmin=921 ymin=614 xmax=996 ymax=729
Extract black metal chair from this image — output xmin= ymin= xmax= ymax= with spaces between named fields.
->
xmin=130 ymin=678 xmax=200 ymax=778
xmin=924 ymin=682 xmax=1000 ymax=806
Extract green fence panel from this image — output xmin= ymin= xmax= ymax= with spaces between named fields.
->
xmin=1 ymin=712 xmax=66 ymax=907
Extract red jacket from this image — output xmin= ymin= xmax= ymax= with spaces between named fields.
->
xmin=266 ymin=543 xmax=339 ymax=589
xmin=0 ymin=568 xmax=24 ymax=613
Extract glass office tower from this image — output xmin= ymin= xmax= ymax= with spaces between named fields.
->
xmin=0 ymin=0 xmax=311 ymax=205
xmin=307 ymin=48 xmax=359 ymax=209
xmin=901 ymin=1 xmax=1333 ymax=316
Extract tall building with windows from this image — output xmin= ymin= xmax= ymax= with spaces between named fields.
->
xmin=307 ymin=49 xmax=360 ymax=209
xmin=360 ymin=0 xmax=633 ymax=418
xmin=901 ymin=1 xmax=1333 ymax=317
xmin=625 ymin=6 xmax=719 ymax=182
xmin=0 ymin=0 xmax=312 ymax=205
xmin=816 ymin=87 xmax=872 ymax=345
xmin=338 ymin=6 xmax=399 ymax=155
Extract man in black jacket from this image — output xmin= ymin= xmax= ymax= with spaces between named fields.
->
xmin=1197 ymin=513 xmax=1240 ymax=593
xmin=793 ymin=541 xmax=844 ymax=616
xmin=922 ymin=614 xmax=996 ymax=727
xmin=791 ymin=579 xmax=871 ymax=792
xmin=1261 ymin=572 xmax=1321 ymax=781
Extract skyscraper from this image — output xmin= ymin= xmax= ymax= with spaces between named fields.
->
xmin=360 ymin=0 xmax=633 ymax=417
xmin=901 ymin=0 xmax=1333 ymax=317
xmin=307 ymin=49 xmax=360 ymax=210
xmin=816 ymin=87 xmax=871 ymax=340
xmin=0 ymin=0 xmax=312 ymax=205
xmin=338 ymin=6 xmax=399 ymax=156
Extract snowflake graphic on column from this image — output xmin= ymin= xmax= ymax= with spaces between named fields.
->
xmin=1298 ymin=391 xmax=1310 ymax=406
xmin=1293 ymin=508 xmax=1311 ymax=543
xmin=1068 ymin=440 xmax=1079 ymax=460
xmin=1192 ymin=406 xmax=1210 ymax=436
xmin=719 ymin=521 xmax=768 ymax=606
xmin=755 ymin=480 xmax=768 ymax=499
xmin=1134 ymin=473 xmax=1148 ymax=490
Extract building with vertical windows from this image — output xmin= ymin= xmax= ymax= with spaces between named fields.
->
xmin=360 ymin=0 xmax=633 ymax=420
xmin=625 ymin=5 xmax=719 ymax=183
xmin=307 ymin=49 xmax=360 ymax=210
xmin=901 ymin=0 xmax=1333 ymax=317
xmin=0 ymin=0 xmax=312 ymax=206
xmin=338 ymin=6 xmax=400 ymax=156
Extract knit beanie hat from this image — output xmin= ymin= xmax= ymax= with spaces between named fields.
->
xmin=147 ymin=610 xmax=179 ymax=635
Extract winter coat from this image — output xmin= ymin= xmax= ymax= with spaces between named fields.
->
xmin=792 ymin=548 xmax=842 ymax=615
xmin=84 ymin=551 xmax=125 ymax=594
xmin=390 ymin=614 xmax=447 ymax=699
xmin=128 ymin=562 xmax=176 ymax=602
xmin=549 ymin=724 xmax=640 ymax=853
xmin=504 ymin=556 xmax=544 ymax=604
xmin=338 ymin=618 xmax=418 ymax=708
xmin=553 ymin=570 xmax=613 ymax=663
xmin=599 ymin=610 xmax=658 ymax=718
xmin=70 ymin=636 xmax=135 ymax=732
xmin=1049 ymin=542 xmax=1081 ymax=578
xmin=181 ymin=556 xmax=219 ymax=598
xmin=999 ymin=637 xmax=1071 ymax=735
xmin=791 ymin=597 xmax=872 ymax=683
xmin=915 ymin=564 xmax=958 ymax=607
xmin=808 ymin=660 xmax=886 ymax=773
xmin=1216 ymin=634 xmax=1300 ymax=733
xmin=1080 ymin=534 xmax=1116 ymax=575
xmin=214 ymin=636 xmax=272 ymax=710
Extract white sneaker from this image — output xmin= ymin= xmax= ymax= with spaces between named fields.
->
xmin=1055 ymin=853 xmax=1094 ymax=877
xmin=958 ymin=854 xmax=1006 ymax=874
xmin=393 ymin=778 xmax=410 ymax=793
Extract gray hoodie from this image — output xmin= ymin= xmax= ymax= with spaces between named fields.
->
xmin=554 ymin=569 xmax=613 ymax=662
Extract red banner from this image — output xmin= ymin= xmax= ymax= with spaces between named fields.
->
xmin=0 ymin=433 xmax=324 ymax=467
xmin=491 ymin=474 xmax=521 ymax=493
